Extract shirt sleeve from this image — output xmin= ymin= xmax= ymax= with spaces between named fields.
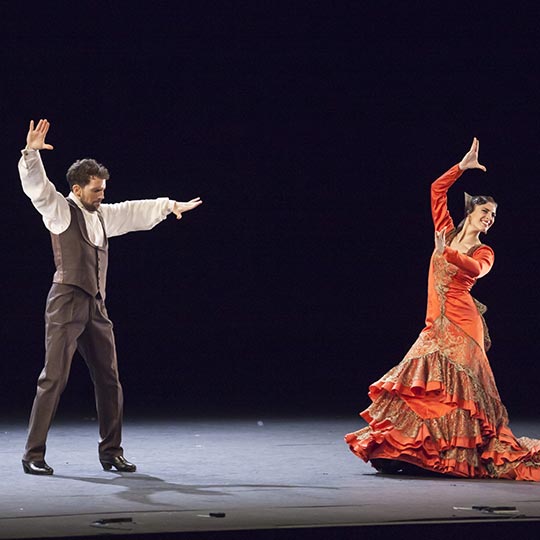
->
xmin=18 ymin=149 xmax=71 ymax=234
xmin=99 ymin=198 xmax=174 ymax=238
xmin=431 ymin=164 xmax=464 ymax=232
xmin=443 ymin=244 xmax=495 ymax=279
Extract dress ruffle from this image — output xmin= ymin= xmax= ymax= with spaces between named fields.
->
xmin=345 ymin=316 xmax=540 ymax=480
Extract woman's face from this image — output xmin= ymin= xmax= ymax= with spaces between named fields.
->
xmin=468 ymin=202 xmax=497 ymax=233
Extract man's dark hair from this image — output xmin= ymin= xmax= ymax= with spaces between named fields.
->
xmin=66 ymin=159 xmax=110 ymax=190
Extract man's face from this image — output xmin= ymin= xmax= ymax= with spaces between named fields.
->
xmin=73 ymin=176 xmax=106 ymax=212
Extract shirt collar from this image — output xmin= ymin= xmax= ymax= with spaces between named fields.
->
xmin=68 ymin=192 xmax=101 ymax=217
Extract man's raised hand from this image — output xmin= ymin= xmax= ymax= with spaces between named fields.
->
xmin=26 ymin=119 xmax=54 ymax=151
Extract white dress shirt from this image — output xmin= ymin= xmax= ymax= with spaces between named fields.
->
xmin=19 ymin=149 xmax=175 ymax=246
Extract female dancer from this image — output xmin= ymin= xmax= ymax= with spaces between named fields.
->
xmin=345 ymin=138 xmax=540 ymax=480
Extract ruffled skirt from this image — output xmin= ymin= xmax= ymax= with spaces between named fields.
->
xmin=345 ymin=316 xmax=540 ymax=480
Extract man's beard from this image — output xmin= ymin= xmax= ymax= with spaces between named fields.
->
xmin=81 ymin=201 xmax=99 ymax=212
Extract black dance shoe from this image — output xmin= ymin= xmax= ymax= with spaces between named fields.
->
xmin=371 ymin=458 xmax=444 ymax=477
xmin=22 ymin=459 xmax=54 ymax=475
xmin=100 ymin=455 xmax=137 ymax=472
xmin=370 ymin=458 xmax=407 ymax=474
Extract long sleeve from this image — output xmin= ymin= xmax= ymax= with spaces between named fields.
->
xmin=99 ymin=198 xmax=173 ymax=238
xmin=443 ymin=245 xmax=494 ymax=279
xmin=18 ymin=149 xmax=71 ymax=234
xmin=431 ymin=164 xmax=464 ymax=232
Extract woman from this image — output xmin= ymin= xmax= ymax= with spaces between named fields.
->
xmin=345 ymin=138 xmax=540 ymax=480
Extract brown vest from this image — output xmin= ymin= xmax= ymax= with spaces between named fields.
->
xmin=50 ymin=199 xmax=109 ymax=299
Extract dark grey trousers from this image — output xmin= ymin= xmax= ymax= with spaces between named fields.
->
xmin=23 ymin=283 xmax=124 ymax=461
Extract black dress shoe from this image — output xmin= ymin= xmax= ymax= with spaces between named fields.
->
xmin=100 ymin=455 xmax=137 ymax=472
xmin=22 ymin=459 xmax=54 ymax=475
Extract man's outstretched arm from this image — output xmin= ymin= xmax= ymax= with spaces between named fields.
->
xmin=100 ymin=196 xmax=203 ymax=238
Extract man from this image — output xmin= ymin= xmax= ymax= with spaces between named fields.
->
xmin=19 ymin=119 xmax=202 ymax=475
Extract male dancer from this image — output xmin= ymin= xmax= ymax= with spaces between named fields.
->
xmin=19 ymin=119 xmax=202 ymax=475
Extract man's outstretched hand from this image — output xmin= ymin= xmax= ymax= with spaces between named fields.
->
xmin=172 ymin=197 xmax=203 ymax=219
xmin=26 ymin=119 xmax=54 ymax=151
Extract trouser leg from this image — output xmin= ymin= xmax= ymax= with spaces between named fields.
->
xmin=77 ymin=298 xmax=124 ymax=459
xmin=24 ymin=285 xmax=87 ymax=461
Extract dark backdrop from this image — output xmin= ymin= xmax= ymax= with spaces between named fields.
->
xmin=2 ymin=4 xmax=539 ymax=421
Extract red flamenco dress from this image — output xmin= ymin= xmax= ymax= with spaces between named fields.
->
xmin=345 ymin=164 xmax=540 ymax=480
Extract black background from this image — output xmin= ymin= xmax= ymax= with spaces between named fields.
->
xmin=2 ymin=3 xmax=540 ymax=422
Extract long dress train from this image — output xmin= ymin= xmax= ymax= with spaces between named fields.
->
xmin=345 ymin=164 xmax=540 ymax=480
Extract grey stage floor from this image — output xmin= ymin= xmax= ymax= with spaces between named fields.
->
xmin=2 ymin=415 xmax=540 ymax=539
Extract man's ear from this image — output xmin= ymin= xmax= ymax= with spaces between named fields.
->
xmin=72 ymin=184 xmax=81 ymax=196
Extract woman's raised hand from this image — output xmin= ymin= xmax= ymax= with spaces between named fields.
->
xmin=458 ymin=137 xmax=486 ymax=172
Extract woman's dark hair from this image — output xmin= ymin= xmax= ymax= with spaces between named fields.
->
xmin=66 ymin=159 xmax=110 ymax=190
xmin=455 ymin=193 xmax=497 ymax=236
